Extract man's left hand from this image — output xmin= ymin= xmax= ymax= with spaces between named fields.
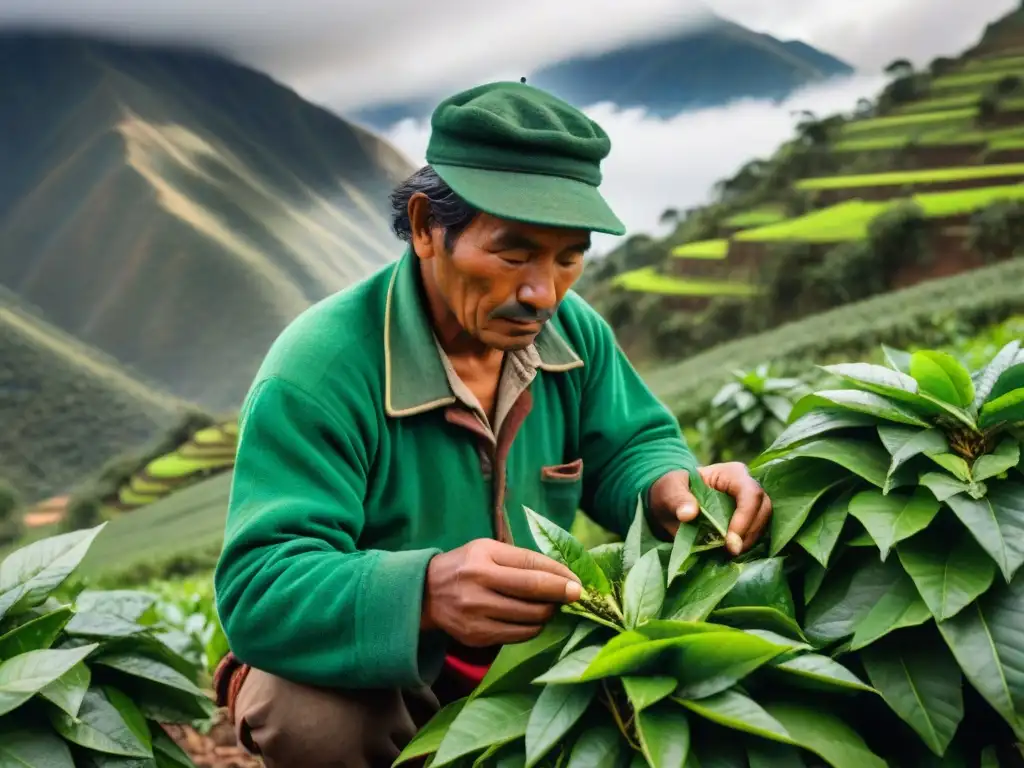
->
xmin=648 ymin=463 xmax=772 ymax=556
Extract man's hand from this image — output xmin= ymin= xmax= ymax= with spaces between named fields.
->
xmin=649 ymin=463 xmax=772 ymax=556
xmin=421 ymin=539 xmax=582 ymax=647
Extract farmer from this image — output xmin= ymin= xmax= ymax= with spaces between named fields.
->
xmin=212 ymin=80 xmax=772 ymax=767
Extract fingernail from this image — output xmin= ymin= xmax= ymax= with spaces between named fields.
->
xmin=565 ymin=580 xmax=582 ymax=602
xmin=676 ymin=502 xmax=697 ymax=521
xmin=726 ymin=532 xmax=743 ymax=554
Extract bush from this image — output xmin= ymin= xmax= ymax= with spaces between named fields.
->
xmin=753 ymin=340 xmax=1024 ymax=762
xmin=0 ymin=525 xmax=213 ymax=766
xmin=0 ymin=479 xmax=22 ymax=546
xmin=644 ymin=255 xmax=1024 ymax=423
xmin=399 ymin=498 xmax=886 ymax=766
xmin=968 ymin=200 xmax=1024 ymax=263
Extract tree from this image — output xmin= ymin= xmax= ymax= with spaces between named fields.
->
xmin=658 ymin=208 xmax=680 ymax=227
xmin=884 ymin=58 xmax=914 ymax=78
xmin=995 ymin=74 xmax=1022 ymax=96
xmin=854 ymin=98 xmax=875 ymax=118
xmin=929 ymin=56 xmax=957 ymax=76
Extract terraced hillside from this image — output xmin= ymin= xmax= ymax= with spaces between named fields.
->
xmin=0 ymin=31 xmax=414 ymax=413
xmin=0 ymin=286 xmax=186 ymax=500
xmin=583 ymin=6 xmax=1024 ymax=363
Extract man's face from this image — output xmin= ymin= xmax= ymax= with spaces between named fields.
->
xmin=420 ymin=213 xmax=590 ymax=351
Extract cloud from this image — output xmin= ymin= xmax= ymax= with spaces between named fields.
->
xmin=384 ymin=73 xmax=890 ymax=256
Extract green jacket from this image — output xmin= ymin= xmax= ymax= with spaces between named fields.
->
xmin=214 ymin=249 xmax=698 ymax=689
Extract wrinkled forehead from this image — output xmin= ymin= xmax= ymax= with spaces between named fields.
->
xmin=471 ymin=214 xmax=592 ymax=255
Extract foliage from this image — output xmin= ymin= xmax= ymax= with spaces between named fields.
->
xmin=398 ymin=498 xmax=887 ymax=767
xmin=968 ymin=200 xmax=1024 ymax=262
xmin=696 ymin=365 xmax=810 ymax=464
xmin=0 ymin=479 xmax=22 ymax=546
xmin=142 ymin=575 xmax=227 ymax=683
xmin=0 ymin=525 xmax=213 ymax=766
xmin=753 ymin=340 xmax=1024 ymax=762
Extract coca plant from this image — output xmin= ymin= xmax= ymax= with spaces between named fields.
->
xmin=396 ymin=493 xmax=886 ymax=768
xmin=0 ymin=524 xmax=212 ymax=767
xmin=753 ymin=341 xmax=1024 ymax=763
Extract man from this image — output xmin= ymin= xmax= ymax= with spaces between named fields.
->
xmin=213 ymin=80 xmax=771 ymax=767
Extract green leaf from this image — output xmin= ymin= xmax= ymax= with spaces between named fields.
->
xmin=589 ymin=543 xmax=624 ymax=585
xmin=669 ymin=524 xmax=699 ymax=586
xmin=718 ymin=558 xmax=795 ymax=619
xmin=635 ymin=702 xmax=691 ymax=768
xmin=920 ymin=472 xmax=971 ymax=503
xmin=623 ymin=676 xmax=677 ymax=712
xmin=73 ymin=591 xmax=157 ymax=624
xmin=0 ymin=643 xmax=97 ymax=716
xmin=804 ymin=555 xmax=903 ymax=646
xmin=848 ymin=570 xmax=931 ymax=650
xmin=761 ymin=700 xmax=888 ymax=768
xmin=0 ymin=606 xmax=73 ymax=658
xmin=822 ymin=362 xmax=920 ymax=397
xmin=936 ymin=574 xmax=1024 ymax=737
xmin=433 ymin=693 xmax=536 ymax=767
xmin=0 ymin=721 xmax=75 ymax=767
xmin=979 ymin=387 xmax=1024 ymax=429
xmin=862 ymin=627 xmax=964 ymax=757
xmin=524 ymin=508 xmax=612 ymax=597
xmin=525 ymin=683 xmax=597 ymax=767
xmin=974 ymin=340 xmax=1021 ymax=408
xmin=39 ymin=662 xmax=92 ymax=717
xmin=747 ymin=741 xmax=806 ymax=768
xmin=757 ymin=411 xmax=877 ymax=466
xmin=848 ymin=488 xmax=940 ymax=560
xmin=773 ymin=653 xmax=874 ymax=693
xmin=476 ymin=613 xmax=576 ymax=697
xmin=624 ymin=497 xmax=663 ymax=573
xmin=945 ymin=482 xmax=1024 ymax=583
xmin=393 ymin=699 xmax=468 ymax=764
xmin=677 ymin=689 xmax=792 ymax=745
xmin=663 ymin=560 xmax=742 ymax=622
xmin=794 ymin=491 xmax=850 ymax=567
xmin=928 ymin=453 xmax=973 ymax=483
xmin=761 ymin=461 xmax=847 ymax=555
xmin=690 ymin=472 xmax=736 ymax=539
xmin=0 ymin=525 xmax=106 ymax=618
xmin=878 ymin=426 xmax=949 ymax=486
xmin=559 ymin=622 xmax=602 ymax=660
xmin=973 ymin=439 xmax=1021 ymax=483
xmin=898 ymin=527 xmax=997 ymax=621
xmin=710 ymin=607 xmax=807 ymax=643
xmin=670 ymin=632 xmax=791 ymax=700
xmin=92 ymin=653 xmax=207 ymax=699
xmin=50 ymin=685 xmax=153 ymax=758
xmin=883 ymin=344 xmax=913 ymax=374
xmin=782 ymin=438 xmax=892 ymax=489
xmin=988 ymin=361 xmax=1024 ymax=404
xmin=565 ymin=725 xmax=626 ymax=768
xmin=788 ymin=389 xmax=929 ymax=427
xmin=65 ymin=611 xmax=148 ymax=639
xmin=910 ymin=351 xmax=975 ymax=407
xmin=623 ymin=549 xmax=666 ymax=629
xmin=152 ymin=729 xmax=194 ymax=768
xmin=533 ymin=645 xmax=602 ymax=684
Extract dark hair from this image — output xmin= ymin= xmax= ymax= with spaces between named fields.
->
xmin=389 ymin=165 xmax=479 ymax=250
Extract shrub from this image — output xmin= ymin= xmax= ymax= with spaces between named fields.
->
xmin=0 ymin=525 xmax=213 ymax=766
xmin=143 ymin=575 xmax=228 ymax=684
xmin=968 ymin=200 xmax=1024 ymax=263
xmin=0 ymin=479 xmax=21 ymax=545
xmin=398 ymin=498 xmax=887 ymax=767
xmin=753 ymin=340 xmax=1024 ymax=761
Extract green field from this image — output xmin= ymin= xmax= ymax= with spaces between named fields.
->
xmin=838 ymin=107 xmax=977 ymax=138
xmin=78 ymin=472 xmax=232 ymax=582
xmin=795 ymin=161 xmax=1024 ymax=190
xmin=964 ymin=53 xmax=1024 ymax=71
xmin=721 ymin=205 xmax=788 ymax=228
xmin=612 ymin=267 xmax=758 ymax=297
xmin=931 ymin=68 xmax=1024 ymax=91
xmin=893 ymin=94 xmax=980 ymax=114
xmin=670 ymin=239 xmax=730 ymax=259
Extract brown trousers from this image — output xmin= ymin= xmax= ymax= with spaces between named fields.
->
xmin=233 ymin=668 xmax=443 ymax=768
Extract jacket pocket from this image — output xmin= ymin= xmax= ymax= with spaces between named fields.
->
xmin=538 ymin=459 xmax=584 ymax=527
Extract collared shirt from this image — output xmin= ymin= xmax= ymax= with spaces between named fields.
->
xmin=215 ymin=247 xmax=698 ymax=690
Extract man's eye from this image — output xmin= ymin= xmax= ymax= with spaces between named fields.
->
xmin=499 ymin=252 xmax=529 ymax=264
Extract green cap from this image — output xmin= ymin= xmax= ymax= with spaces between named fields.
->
xmin=425 ymin=81 xmax=626 ymax=236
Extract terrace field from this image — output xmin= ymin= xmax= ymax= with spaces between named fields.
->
xmin=612 ymin=266 xmax=758 ymax=297
xmin=795 ymin=161 xmax=1024 ymax=190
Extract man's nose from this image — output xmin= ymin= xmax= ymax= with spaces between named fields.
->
xmin=517 ymin=269 xmax=557 ymax=311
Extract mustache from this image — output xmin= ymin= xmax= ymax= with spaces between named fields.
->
xmin=489 ymin=301 xmax=555 ymax=323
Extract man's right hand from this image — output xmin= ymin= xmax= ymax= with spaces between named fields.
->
xmin=421 ymin=539 xmax=583 ymax=647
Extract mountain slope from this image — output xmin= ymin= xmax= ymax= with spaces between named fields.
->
xmin=0 ymin=32 xmax=414 ymax=411
xmin=351 ymin=15 xmax=853 ymax=129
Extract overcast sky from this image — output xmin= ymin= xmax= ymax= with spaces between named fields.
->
xmin=0 ymin=0 xmax=1017 ymax=252
xmin=0 ymin=0 xmax=1016 ymax=110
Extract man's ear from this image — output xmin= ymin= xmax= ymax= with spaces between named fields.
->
xmin=408 ymin=193 xmax=438 ymax=261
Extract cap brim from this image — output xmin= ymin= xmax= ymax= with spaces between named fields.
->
xmin=432 ymin=164 xmax=626 ymax=236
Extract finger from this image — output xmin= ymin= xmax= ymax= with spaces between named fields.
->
xmin=483 ymin=592 xmax=558 ymax=624
xmin=743 ymin=495 xmax=773 ymax=551
xmin=483 ymin=620 xmax=547 ymax=646
xmin=653 ymin=469 xmax=699 ymax=523
xmin=726 ymin=479 xmax=765 ymax=555
xmin=488 ymin=565 xmax=582 ymax=604
xmin=490 ymin=543 xmax=580 ymax=584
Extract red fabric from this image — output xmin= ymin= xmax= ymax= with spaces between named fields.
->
xmin=443 ymin=653 xmax=491 ymax=684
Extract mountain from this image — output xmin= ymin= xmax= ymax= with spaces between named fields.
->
xmin=351 ymin=14 xmax=854 ymax=129
xmin=0 ymin=31 xmax=414 ymax=416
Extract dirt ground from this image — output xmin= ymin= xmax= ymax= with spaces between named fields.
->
xmin=163 ymin=709 xmax=262 ymax=768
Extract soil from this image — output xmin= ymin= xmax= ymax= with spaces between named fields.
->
xmin=163 ymin=709 xmax=263 ymax=768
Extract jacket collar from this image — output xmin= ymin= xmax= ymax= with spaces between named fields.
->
xmin=384 ymin=248 xmax=583 ymax=418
